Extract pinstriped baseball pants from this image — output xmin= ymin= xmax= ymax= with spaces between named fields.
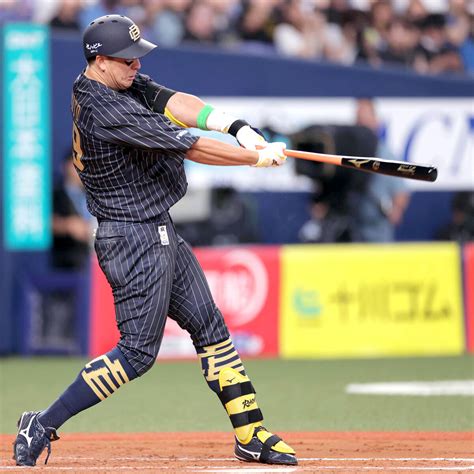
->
xmin=94 ymin=213 xmax=230 ymax=376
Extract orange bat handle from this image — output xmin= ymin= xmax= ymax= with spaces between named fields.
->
xmin=284 ymin=149 xmax=342 ymax=166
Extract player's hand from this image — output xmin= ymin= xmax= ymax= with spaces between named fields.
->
xmin=253 ymin=142 xmax=287 ymax=167
xmin=236 ymin=125 xmax=267 ymax=150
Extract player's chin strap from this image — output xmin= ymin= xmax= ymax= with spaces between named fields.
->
xmin=218 ymin=367 xmax=264 ymax=444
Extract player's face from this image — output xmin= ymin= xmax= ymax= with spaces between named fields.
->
xmin=102 ymin=57 xmax=141 ymax=90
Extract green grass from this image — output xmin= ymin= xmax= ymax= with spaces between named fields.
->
xmin=0 ymin=355 xmax=473 ymax=434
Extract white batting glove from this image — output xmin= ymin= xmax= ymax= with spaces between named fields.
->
xmin=253 ymin=142 xmax=287 ymax=168
xmin=235 ymin=125 xmax=267 ymax=150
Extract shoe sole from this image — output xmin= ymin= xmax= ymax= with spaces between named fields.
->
xmin=235 ymin=449 xmax=298 ymax=466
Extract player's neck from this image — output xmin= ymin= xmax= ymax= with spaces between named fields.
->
xmin=84 ymin=65 xmax=119 ymax=91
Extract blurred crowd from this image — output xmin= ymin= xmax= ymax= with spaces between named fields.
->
xmin=1 ymin=0 xmax=473 ymax=75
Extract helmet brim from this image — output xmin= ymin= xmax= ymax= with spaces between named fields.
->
xmin=108 ymin=38 xmax=157 ymax=59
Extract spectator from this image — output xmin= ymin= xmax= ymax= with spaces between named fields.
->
xmin=324 ymin=8 xmax=363 ymax=65
xmin=206 ymin=0 xmax=242 ymax=45
xmin=348 ymin=99 xmax=410 ymax=242
xmin=358 ymin=0 xmax=394 ymax=66
xmin=436 ymin=192 xmax=474 ymax=242
xmin=182 ymin=0 xmax=220 ymax=44
xmin=49 ymin=0 xmax=81 ymax=32
xmin=235 ymin=0 xmax=281 ymax=51
xmin=51 ymin=153 xmax=94 ymax=270
xmin=379 ymin=16 xmax=419 ymax=68
xmin=446 ymin=0 xmax=474 ymax=72
xmin=273 ymin=0 xmax=326 ymax=59
xmin=298 ymin=192 xmax=351 ymax=243
xmin=413 ymin=13 xmax=464 ymax=74
xmin=0 ymin=0 xmax=33 ymax=23
xmin=79 ymin=0 xmax=145 ymax=31
xmin=148 ymin=0 xmax=192 ymax=47
xmin=405 ymin=0 xmax=428 ymax=25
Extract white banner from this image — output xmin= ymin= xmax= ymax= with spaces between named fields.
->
xmin=186 ymin=97 xmax=473 ymax=191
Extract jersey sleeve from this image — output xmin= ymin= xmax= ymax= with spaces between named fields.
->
xmin=127 ymin=73 xmax=152 ymax=107
xmin=93 ymin=94 xmax=198 ymax=152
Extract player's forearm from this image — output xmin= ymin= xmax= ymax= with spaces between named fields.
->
xmin=187 ymin=137 xmax=258 ymax=166
xmin=151 ymin=88 xmax=265 ymax=151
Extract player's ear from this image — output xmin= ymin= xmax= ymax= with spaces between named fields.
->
xmin=95 ymin=55 xmax=107 ymax=72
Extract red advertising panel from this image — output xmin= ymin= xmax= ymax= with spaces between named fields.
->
xmin=464 ymin=243 xmax=474 ymax=352
xmin=161 ymin=246 xmax=280 ymax=358
xmin=90 ymin=246 xmax=280 ymax=358
xmin=196 ymin=246 xmax=279 ymax=356
xmin=89 ymin=257 xmax=119 ymax=357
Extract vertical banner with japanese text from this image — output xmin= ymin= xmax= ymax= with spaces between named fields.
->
xmin=2 ymin=24 xmax=51 ymax=250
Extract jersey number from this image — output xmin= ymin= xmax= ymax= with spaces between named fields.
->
xmin=72 ymin=122 xmax=85 ymax=171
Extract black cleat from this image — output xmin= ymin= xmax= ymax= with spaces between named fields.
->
xmin=234 ymin=426 xmax=297 ymax=465
xmin=12 ymin=411 xmax=59 ymax=466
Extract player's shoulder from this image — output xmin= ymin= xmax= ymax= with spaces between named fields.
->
xmin=73 ymin=72 xmax=115 ymax=102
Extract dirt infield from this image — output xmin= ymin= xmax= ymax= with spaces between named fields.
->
xmin=1 ymin=432 xmax=472 ymax=473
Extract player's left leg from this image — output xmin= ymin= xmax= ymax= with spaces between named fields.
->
xmin=168 ymin=237 xmax=297 ymax=466
xmin=13 ymin=220 xmax=176 ymax=466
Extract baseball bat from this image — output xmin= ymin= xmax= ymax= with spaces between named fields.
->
xmin=284 ymin=149 xmax=438 ymax=182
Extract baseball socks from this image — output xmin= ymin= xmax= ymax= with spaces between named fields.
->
xmin=197 ymin=338 xmax=294 ymax=452
xmin=38 ymin=347 xmax=137 ymax=429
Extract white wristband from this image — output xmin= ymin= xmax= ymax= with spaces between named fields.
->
xmin=205 ymin=109 xmax=238 ymax=133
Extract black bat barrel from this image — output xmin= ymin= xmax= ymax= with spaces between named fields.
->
xmin=341 ymin=157 xmax=438 ymax=182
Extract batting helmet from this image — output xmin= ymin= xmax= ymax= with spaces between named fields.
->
xmin=82 ymin=15 xmax=157 ymax=60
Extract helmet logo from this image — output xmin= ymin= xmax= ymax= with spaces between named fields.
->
xmin=129 ymin=24 xmax=140 ymax=42
xmin=86 ymin=42 xmax=102 ymax=53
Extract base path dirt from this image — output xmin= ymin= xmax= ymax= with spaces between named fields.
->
xmin=1 ymin=432 xmax=472 ymax=473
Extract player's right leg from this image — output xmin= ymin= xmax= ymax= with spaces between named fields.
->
xmin=168 ymin=237 xmax=297 ymax=466
xmin=13 ymin=220 xmax=176 ymax=466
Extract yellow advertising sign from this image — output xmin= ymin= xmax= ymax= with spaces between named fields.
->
xmin=280 ymin=243 xmax=464 ymax=358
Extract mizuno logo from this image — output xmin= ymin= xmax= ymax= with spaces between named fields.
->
xmin=19 ymin=414 xmax=35 ymax=447
xmin=226 ymin=377 xmax=236 ymax=383
xmin=397 ymin=164 xmax=416 ymax=175
xmin=348 ymin=159 xmax=370 ymax=168
xmin=176 ymin=130 xmax=187 ymax=140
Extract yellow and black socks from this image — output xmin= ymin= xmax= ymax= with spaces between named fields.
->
xmin=197 ymin=338 xmax=294 ymax=454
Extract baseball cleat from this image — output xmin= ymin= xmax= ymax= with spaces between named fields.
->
xmin=234 ymin=426 xmax=297 ymax=465
xmin=12 ymin=411 xmax=59 ymax=466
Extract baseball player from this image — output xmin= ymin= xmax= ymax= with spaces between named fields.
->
xmin=13 ymin=15 xmax=297 ymax=467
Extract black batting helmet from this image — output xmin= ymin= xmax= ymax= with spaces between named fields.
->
xmin=82 ymin=15 xmax=157 ymax=60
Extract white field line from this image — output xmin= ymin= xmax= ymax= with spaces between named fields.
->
xmin=45 ymin=456 xmax=474 ymax=462
xmin=1 ymin=467 xmax=473 ymax=472
xmin=346 ymin=380 xmax=474 ymax=396
xmin=190 ymin=468 xmax=474 ymax=473
xmin=1 ymin=457 xmax=473 ymax=471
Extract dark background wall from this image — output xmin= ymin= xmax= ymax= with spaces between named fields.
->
xmin=1 ymin=32 xmax=472 ymax=353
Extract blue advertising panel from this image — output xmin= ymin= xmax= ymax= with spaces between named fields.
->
xmin=2 ymin=24 xmax=51 ymax=250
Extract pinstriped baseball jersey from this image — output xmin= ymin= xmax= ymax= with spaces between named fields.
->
xmin=71 ymin=72 xmax=198 ymax=221
xmin=73 ymin=69 xmax=230 ymax=374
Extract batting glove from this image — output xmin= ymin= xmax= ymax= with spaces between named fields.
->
xmin=235 ymin=125 xmax=267 ymax=151
xmin=253 ymin=142 xmax=287 ymax=167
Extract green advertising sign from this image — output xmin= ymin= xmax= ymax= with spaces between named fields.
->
xmin=2 ymin=23 xmax=51 ymax=250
